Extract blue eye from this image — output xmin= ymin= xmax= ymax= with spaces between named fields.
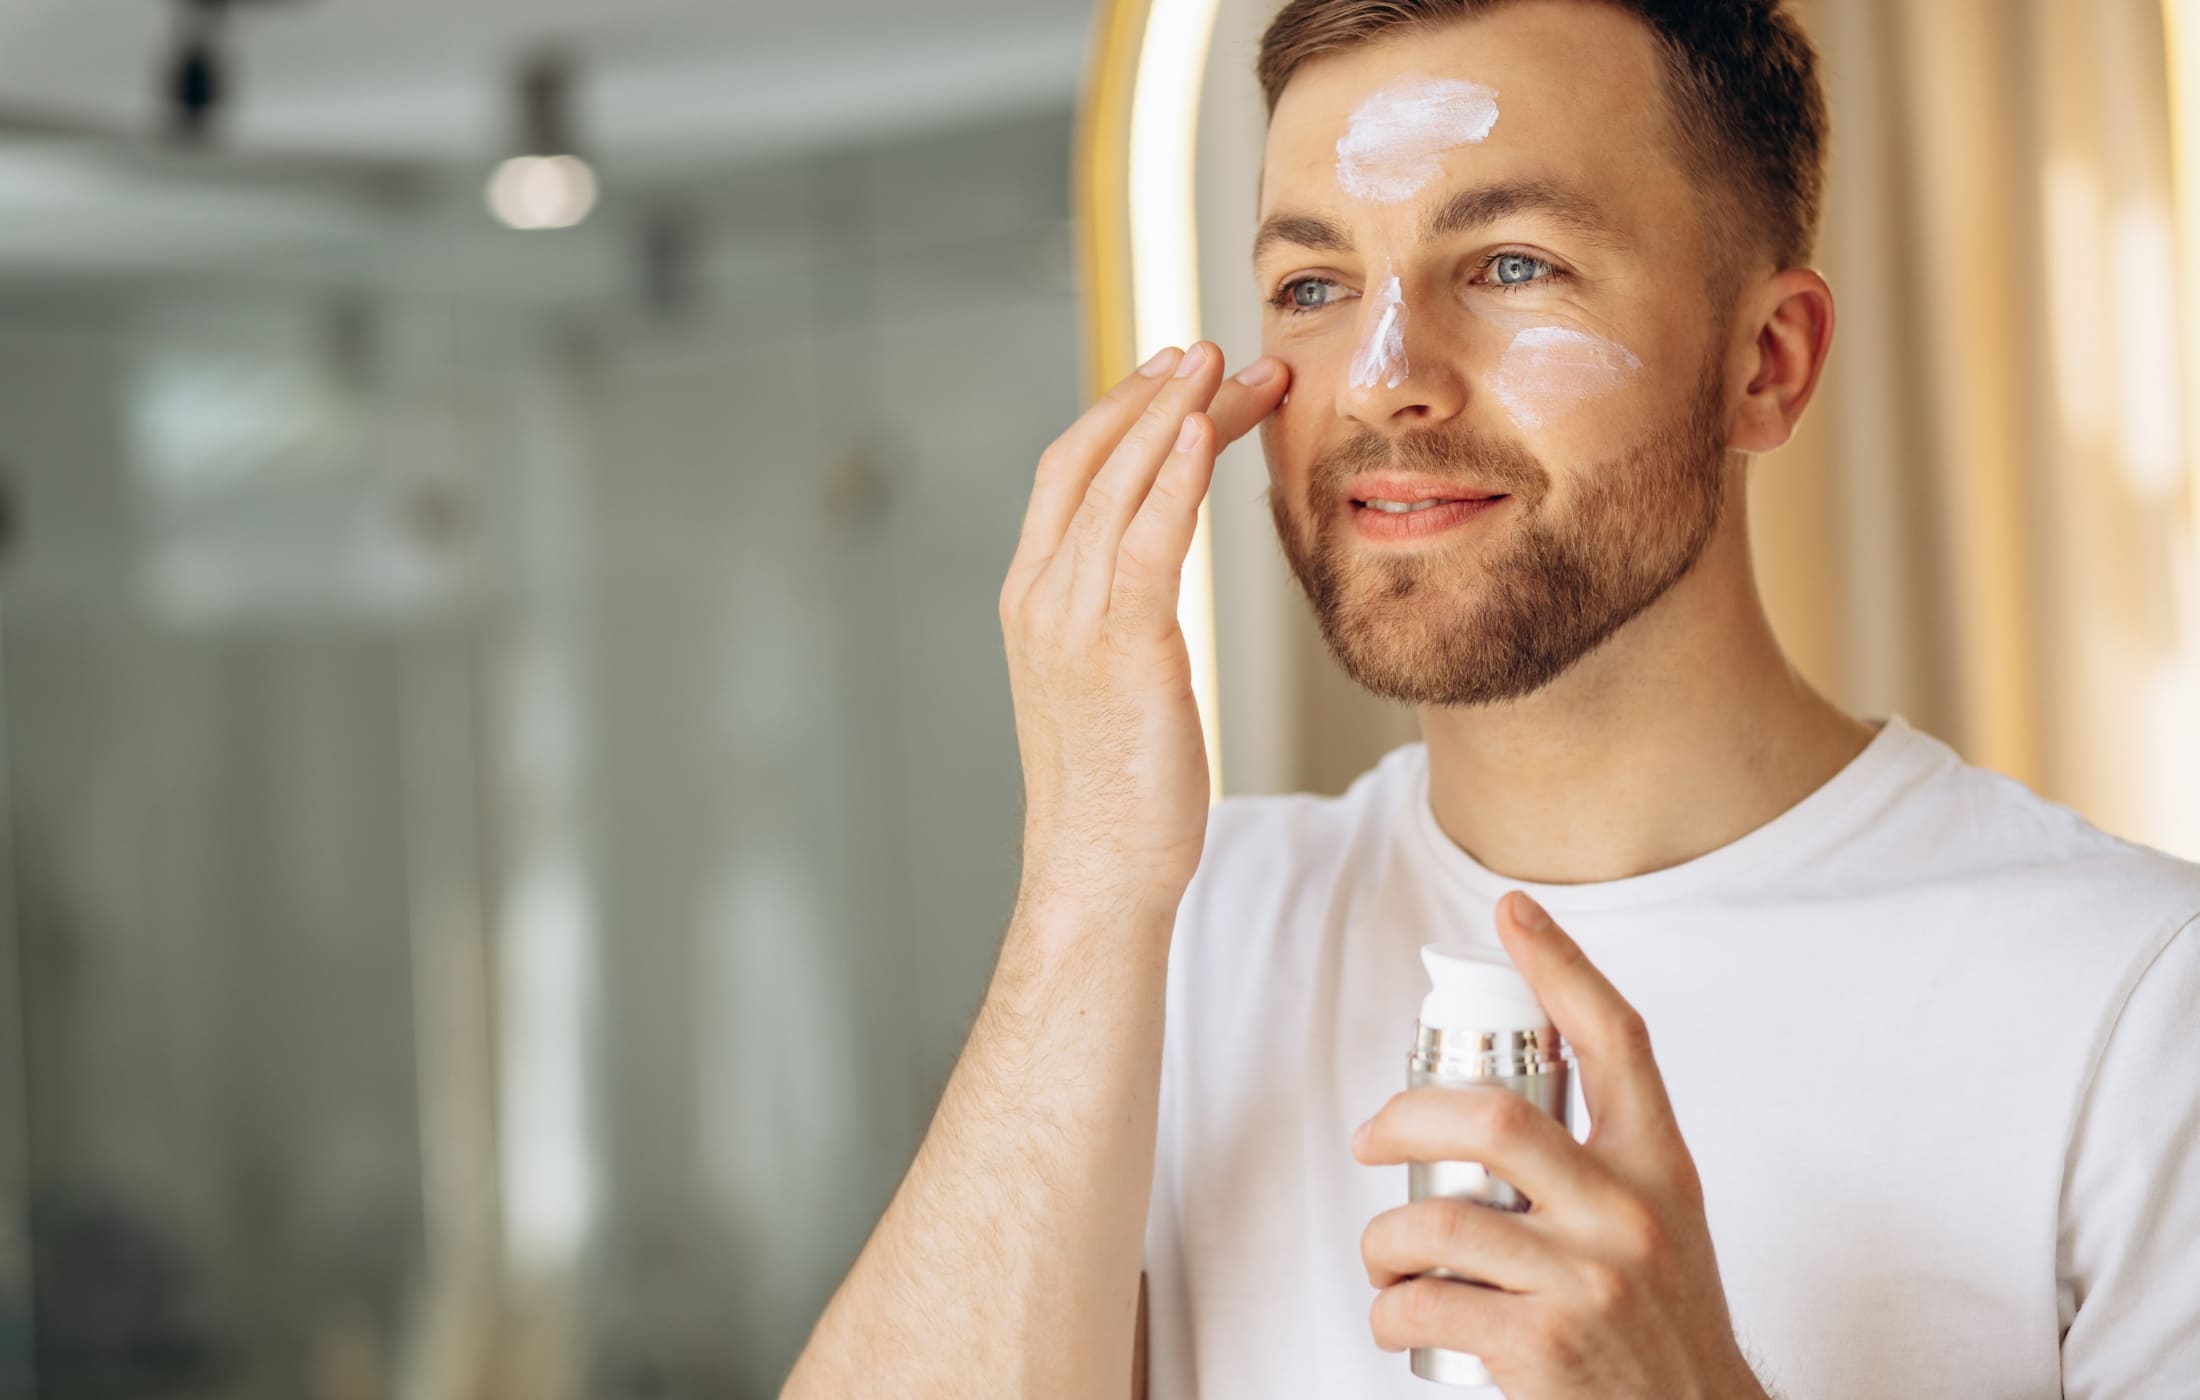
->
xmin=1489 ymin=253 xmax=1556 ymax=289
xmin=1269 ymin=276 xmax=1343 ymax=315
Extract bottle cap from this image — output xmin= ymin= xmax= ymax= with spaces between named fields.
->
xmin=1418 ymin=942 xmax=1551 ymax=1033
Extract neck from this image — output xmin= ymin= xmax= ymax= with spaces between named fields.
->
xmin=1416 ymin=513 xmax=1876 ymax=886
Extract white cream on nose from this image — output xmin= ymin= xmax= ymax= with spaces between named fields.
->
xmin=1333 ymin=76 xmax=1501 ymax=394
xmin=1350 ymin=263 xmax=1410 ymax=390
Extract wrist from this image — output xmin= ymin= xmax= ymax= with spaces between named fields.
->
xmin=1012 ymin=878 xmax=1181 ymax=951
xmin=1015 ymin=847 xmax=1190 ymax=928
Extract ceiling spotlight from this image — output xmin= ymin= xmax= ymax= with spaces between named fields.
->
xmin=487 ymin=48 xmax=598 ymax=231
xmin=488 ymin=155 xmax=598 ymax=231
xmin=164 ymin=0 xmax=229 ymax=144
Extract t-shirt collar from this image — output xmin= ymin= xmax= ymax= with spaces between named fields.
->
xmin=1402 ymin=714 xmax=1925 ymax=914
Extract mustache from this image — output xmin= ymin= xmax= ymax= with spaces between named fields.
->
xmin=1310 ymin=423 xmax=1550 ymax=500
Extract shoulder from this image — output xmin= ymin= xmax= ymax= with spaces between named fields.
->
xmin=1174 ymin=742 xmax=1425 ymax=932
xmin=1159 ymin=742 xmax=1425 ymax=1019
xmin=1859 ymin=719 xmax=2200 ymax=936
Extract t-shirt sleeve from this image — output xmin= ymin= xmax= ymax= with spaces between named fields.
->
xmin=2057 ymin=911 xmax=2200 ymax=1397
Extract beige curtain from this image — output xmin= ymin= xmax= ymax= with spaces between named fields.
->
xmin=1193 ymin=0 xmax=2200 ymax=860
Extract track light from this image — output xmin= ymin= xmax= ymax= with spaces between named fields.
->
xmin=164 ymin=0 xmax=229 ymax=144
xmin=487 ymin=49 xmax=599 ymax=230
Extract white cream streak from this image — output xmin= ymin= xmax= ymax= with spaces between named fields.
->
xmin=1335 ymin=77 xmax=1499 ymax=203
xmin=1350 ymin=270 xmax=1409 ymax=390
xmin=1488 ymin=325 xmax=1642 ymax=429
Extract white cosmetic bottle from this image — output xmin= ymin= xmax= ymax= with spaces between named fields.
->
xmin=1405 ymin=943 xmax=1576 ymax=1390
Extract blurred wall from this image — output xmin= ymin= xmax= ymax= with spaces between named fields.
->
xmin=1 ymin=108 xmax=1079 ymax=1399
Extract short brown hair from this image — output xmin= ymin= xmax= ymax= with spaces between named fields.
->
xmin=1256 ymin=0 xmax=1828 ymax=275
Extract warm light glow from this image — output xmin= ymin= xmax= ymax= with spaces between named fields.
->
xmin=486 ymin=154 xmax=599 ymax=231
xmin=2042 ymin=159 xmax=2109 ymax=446
xmin=1127 ymin=0 xmax=1225 ymax=801
xmin=2154 ymin=0 xmax=2200 ymax=858
xmin=2168 ymin=3 xmax=2200 ymax=515
xmin=2112 ymin=203 xmax=2186 ymax=501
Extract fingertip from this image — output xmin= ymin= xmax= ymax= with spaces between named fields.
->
xmin=1136 ymin=345 xmax=1182 ymax=378
xmin=1496 ymin=889 xmax=1539 ymax=940
xmin=1171 ymin=340 xmax=1219 ymax=379
xmin=1511 ymin=891 xmax=1553 ymax=933
xmin=1232 ymin=355 xmax=1288 ymax=390
xmin=1173 ymin=411 xmax=1209 ymax=454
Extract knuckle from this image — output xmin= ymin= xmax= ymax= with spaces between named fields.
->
xmin=1673 ymin=1156 xmax=1706 ymax=1210
xmin=1133 ymin=397 xmax=1182 ymax=442
xmin=1014 ymin=599 xmax=1055 ymax=650
xmin=1579 ymin=1258 xmax=1631 ymax=1315
xmin=1530 ymin=1313 xmax=1584 ymax=1372
xmin=1611 ymin=1198 xmax=1667 ymax=1262
xmin=1140 ymin=470 xmax=1188 ymax=515
xmin=1430 ymin=1197 xmax=1481 ymax=1254
xmin=1113 ymin=543 xmax=1162 ymax=584
xmin=1036 ymin=440 xmax=1076 ymax=481
xmin=1474 ymin=1085 xmax=1535 ymax=1140
xmin=1613 ymin=1009 xmax=1655 ymax=1058
xmin=1080 ymin=481 xmax=1124 ymax=520
xmin=1397 ymin=1278 xmax=1445 ymax=1330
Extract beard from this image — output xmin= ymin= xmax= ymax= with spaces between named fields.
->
xmin=1266 ymin=345 xmax=1731 ymax=708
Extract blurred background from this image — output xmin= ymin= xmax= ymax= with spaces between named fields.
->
xmin=0 ymin=0 xmax=2196 ymax=1396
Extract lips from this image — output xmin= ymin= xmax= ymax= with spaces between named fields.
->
xmin=1343 ymin=474 xmax=1507 ymax=508
xmin=1340 ymin=473 xmax=1512 ymax=543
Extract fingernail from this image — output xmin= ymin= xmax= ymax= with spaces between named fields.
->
xmin=1351 ymin=1119 xmax=1372 ymax=1155
xmin=1512 ymin=891 xmax=1551 ymax=932
xmin=1138 ymin=347 xmax=1179 ymax=377
xmin=1234 ymin=356 xmax=1279 ymax=387
xmin=1175 ymin=416 xmax=1201 ymax=452
xmin=1173 ymin=343 xmax=1209 ymax=378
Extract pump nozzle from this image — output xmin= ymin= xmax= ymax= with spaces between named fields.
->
xmin=1419 ymin=943 xmax=1551 ymax=1034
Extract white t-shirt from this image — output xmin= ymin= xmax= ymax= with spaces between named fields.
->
xmin=1143 ymin=715 xmax=2200 ymax=1399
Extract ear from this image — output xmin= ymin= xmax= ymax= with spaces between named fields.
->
xmin=1727 ymin=266 xmax=1834 ymax=455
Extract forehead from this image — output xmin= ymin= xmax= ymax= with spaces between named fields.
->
xmin=1259 ymin=1 xmax=1677 ymax=227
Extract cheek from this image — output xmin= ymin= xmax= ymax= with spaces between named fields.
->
xmin=1486 ymin=327 xmax=1642 ymax=427
xmin=1478 ymin=325 xmax=1646 ymax=444
xmin=1257 ymin=413 xmax=1289 ymax=485
xmin=1258 ymin=401 xmax=1321 ymax=499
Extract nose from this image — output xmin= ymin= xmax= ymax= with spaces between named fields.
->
xmin=1335 ymin=273 xmax=1468 ymax=430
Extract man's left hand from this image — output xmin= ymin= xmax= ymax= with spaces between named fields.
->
xmin=1352 ymin=890 xmax=1767 ymax=1400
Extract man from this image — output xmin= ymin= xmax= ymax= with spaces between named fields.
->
xmin=786 ymin=1 xmax=2200 ymax=1395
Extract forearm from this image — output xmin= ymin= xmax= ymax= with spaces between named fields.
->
xmin=784 ymin=892 xmax=1174 ymax=1399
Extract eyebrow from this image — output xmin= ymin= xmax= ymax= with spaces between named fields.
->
xmin=1251 ymin=179 xmax=1630 ymax=266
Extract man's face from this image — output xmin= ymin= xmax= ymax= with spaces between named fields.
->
xmin=1255 ymin=0 xmax=1741 ymax=707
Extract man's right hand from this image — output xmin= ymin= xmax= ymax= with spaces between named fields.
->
xmin=785 ymin=344 xmax=1286 ymax=1400
xmin=998 ymin=341 xmax=1291 ymax=921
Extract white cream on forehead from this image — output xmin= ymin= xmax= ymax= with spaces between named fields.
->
xmin=1335 ymin=76 xmax=1499 ymax=203
xmin=1350 ymin=265 xmax=1409 ymax=390
xmin=1487 ymin=325 xmax=1642 ymax=429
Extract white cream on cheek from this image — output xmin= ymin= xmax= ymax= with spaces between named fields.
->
xmin=1486 ymin=325 xmax=1643 ymax=430
xmin=1350 ymin=264 xmax=1409 ymax=390
xmin=1335 ymin=76 xmax=1500 ymax=203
